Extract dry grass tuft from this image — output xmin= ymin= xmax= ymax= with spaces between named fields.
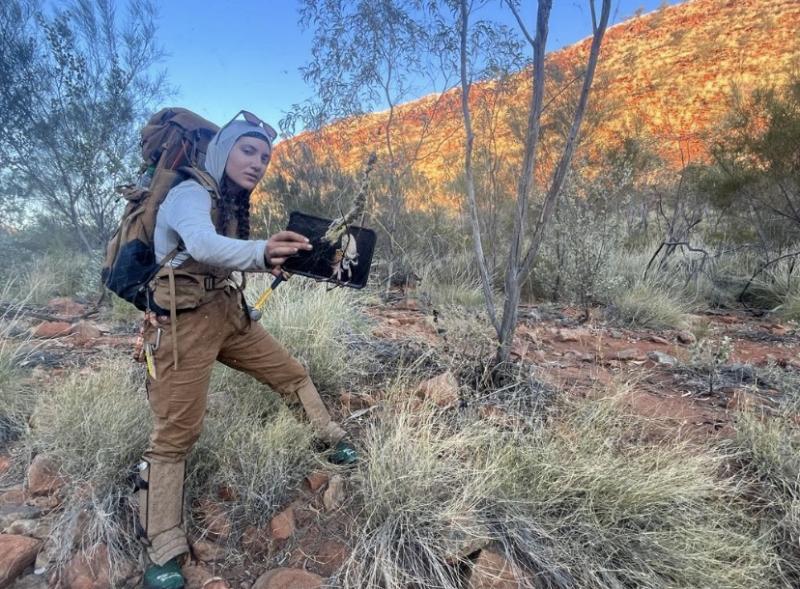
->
xmin=339 ymin=390 xmax=772 ymax=588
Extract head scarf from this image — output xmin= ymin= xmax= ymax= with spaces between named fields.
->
xmin=203 ymin=119 xmax=273 ymax=185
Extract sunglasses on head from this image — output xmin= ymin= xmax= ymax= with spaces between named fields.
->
xmin=218 ymin=110 xmax=278 ymax=146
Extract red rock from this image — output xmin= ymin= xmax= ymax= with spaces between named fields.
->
xmin=46 ymin=298 xmax=85 ymax=317
xmin=304 ymin=539 xmax=349 ymax=577
xmin=195 ymin=500 xmax=232 ymax=541
xmin=677 ymin=331 xmax=696 ymax=345
xmin=0 ymin=534 xmax=41 ymax=588
xmin=0 ymin=488 xmax=25 ymax=507
xmin=216 ymin=485 xmax=239 ymax=502
xmin=468 ymin=550 xmax=522 ymax=589
xmin=252 ymin=568 xmax=323 ymax=589
xmin=0 ymin=455 xmax=11 ymax=476
xmin=70 ymin=321 xmax=102 ymax=344
xmin=322 ymin=475 xmax=345 ymax=513
xmin=339 ymin=392 xmax=376 ymax=410
xmin=556 ymin=328 xmax=589 ymax=342
xmin=648 ymin=335 xmax=670 ymax=345
xmin=416 ymin=372 xmax=459 ymax=408
xmin=60 ymin=544 xmax=111 ymax=589
xmin=770 ymin=324 xmax=790 ymax=336
xmin=25 ymin=455 xmax=63 ymax=498
xmin=304 ymin=471 xmax=330 ymax=493
xmin=190 ymin=539 xmax=226 ymax=562
xmin=269 ymin=507 xmax=295 ymax=541
xmin=32 ymin=321 xmax=72 ymax=339
xmin=241 ymin=526 xmax=270 ymax=555
xmin=611 ymin=349 xmax=646 ymax=362
xmin=181 ymin=564 xmax=215 ymax=589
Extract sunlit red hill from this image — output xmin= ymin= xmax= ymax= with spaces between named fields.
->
xmin=263 ymin=0 xmax=800 ymax=208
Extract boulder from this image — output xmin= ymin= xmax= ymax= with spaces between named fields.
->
xmin=252 ymin=568 xmax=323 ymax=589
xmin=25 ymin=455 xmax=63 ymax=498
xmin=416 ymin=372 xmax=459 ymax=408
xmin=0 ymin=534 xmax=41 ymax=588
xmin=677 ymin=331 xmax=696 ymax=345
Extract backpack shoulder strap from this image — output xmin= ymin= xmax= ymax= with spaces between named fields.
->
xmin=178 ymin=167 xmax=219 ymax=201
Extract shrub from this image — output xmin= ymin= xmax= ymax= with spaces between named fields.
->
xmin=187 ymin=376 xmax=314 ymax=549
xmin=417 ymin=249 xmax=488 ymax=309
xmin=607 ymin=281 xmax=691 ymax=329
xmin=340 ymin=404 xmax=497 ymax=588
xmin=25 ymin=357 xmax=150 ymax=574
xmin=340 ymin=392 xmax=772 ymax=588
xmin=728 ymin=412 xmax=800 ymax=587
xmin=486 ymin=395 xmax=770 ymax=588
xmin=14 ymin=250 xmax=98 ymax=305
xmin=25 ymin=355 xmax=318 ymax=571
xmin=0 ymin=301 xmax=35 ymax=446
xmin=777 ymin=290 xmax=800 ymax=322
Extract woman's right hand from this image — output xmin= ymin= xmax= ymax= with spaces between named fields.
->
xmin=264 ymin=230 xmax=312 ymax=267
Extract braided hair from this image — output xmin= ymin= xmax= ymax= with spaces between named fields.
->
xmin=217 ymin=174 xmax=251 ymax=239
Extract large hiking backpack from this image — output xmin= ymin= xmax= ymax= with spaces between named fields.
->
xmin=101 ymin=107 xmax=220 ymax=311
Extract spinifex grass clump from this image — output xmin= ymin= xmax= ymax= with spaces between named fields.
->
xmin=0 ymin=306 xmax=35 ymax=447
xmin=188 ymin=373 xmax=314 ymax=545
xmin=728 ymin=412 xmax=800 ymax=586
xmin=340 ymin=405 xmax=497 ymax=589
xmin=607 ymin=280 xmax=691 ymax=330
xmin=340 ymin=391 xmax=773 ymax=589
xmin=26 ymin=357 xmax=150 ymax=574
xmin=486 ymin=395 xmax=770 ymax=589
xmin=246 ymin=276 xmax=368 ymax=393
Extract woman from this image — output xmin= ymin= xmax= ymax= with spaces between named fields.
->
xmin=135 ymin=111 xmax=356 ymax=589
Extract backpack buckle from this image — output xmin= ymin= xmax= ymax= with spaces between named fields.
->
xmin=204 ymin=276 xmax=215 ymax=290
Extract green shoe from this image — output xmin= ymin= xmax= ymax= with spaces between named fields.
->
xmin=329 ymin=439 xmax=359 ymax=465
xmin=143 ymin=557 xmax=185 ymax=589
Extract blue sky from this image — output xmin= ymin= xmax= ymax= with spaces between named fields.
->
xmin=156 ymin=1 xmax=677 ymax=133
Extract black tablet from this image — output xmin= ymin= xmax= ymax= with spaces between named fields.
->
xmin=281 ymin=211 xmax=377 ymax=289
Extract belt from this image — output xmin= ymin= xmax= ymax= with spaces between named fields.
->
xmin=203 ymin=276 xmax=235 ymax=290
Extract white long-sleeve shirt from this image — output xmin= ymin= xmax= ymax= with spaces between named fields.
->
xmin=153 ymin=180 xmax=268 ymax=271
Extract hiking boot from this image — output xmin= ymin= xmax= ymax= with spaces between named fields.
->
xmin=143 ymin=557 xmax=185 ymax=589
xmin=329 ymin=439 xmax=358 ymax=465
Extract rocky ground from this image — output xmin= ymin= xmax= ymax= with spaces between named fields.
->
xmin=0 ymin=294 xmax=797 ymax=588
